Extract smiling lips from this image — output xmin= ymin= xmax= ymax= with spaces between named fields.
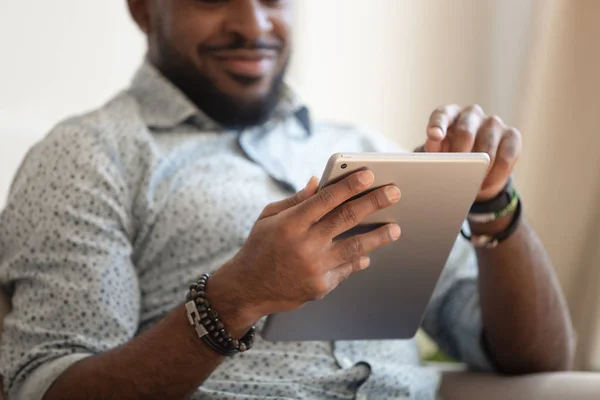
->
xmin=211 ymin=49 xmax=277 ymax=78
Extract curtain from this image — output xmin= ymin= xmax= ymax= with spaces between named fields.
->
xmin=290 ymin=0 xmax=600 ymax=370
xmin=516 ymin=0 xmax=600 ymax=371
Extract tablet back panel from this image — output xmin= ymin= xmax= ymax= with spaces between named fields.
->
xmin=261 ymin=153 xmax=489 ymax=341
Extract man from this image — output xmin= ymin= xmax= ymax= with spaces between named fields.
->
xmin=0 ymin=1 xmax=575 ymax=399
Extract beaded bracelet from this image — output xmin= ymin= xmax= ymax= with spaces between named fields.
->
xmin=467 ymin=190 xmax=520 ymax=224
xmin=185 ymin=273 xmax=256 ymax=356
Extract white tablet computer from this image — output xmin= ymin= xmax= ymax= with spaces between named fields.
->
xmin=260 ymin=152 xmax=489 ymax=342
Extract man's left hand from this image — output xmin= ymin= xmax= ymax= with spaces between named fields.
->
xmin=419 ymin=104 xmax=522 ymax=202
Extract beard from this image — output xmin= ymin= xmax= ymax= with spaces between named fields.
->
xmin=154 ymin=33 xmax=288 ymax=130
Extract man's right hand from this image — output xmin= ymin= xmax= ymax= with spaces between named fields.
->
xmin=208 ymin=171 xmax=402 ymax=334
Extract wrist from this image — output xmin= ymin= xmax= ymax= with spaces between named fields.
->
xmin=204 ymin=265 xmax=263 ymax=338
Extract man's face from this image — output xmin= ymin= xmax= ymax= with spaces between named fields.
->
xmin=133 ymin=0 xmax=292 ymax=128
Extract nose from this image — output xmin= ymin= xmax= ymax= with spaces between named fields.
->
xmin=225 ymin=0 xmax=274 ymax=42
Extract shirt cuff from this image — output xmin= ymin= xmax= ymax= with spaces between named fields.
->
xmin=13 ymin=353 xmax=92 ymax=400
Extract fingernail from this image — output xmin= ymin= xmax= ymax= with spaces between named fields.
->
xmin=385 ymin=186 xmax=401 ymax=202
xmin=389 ymin=224 xmax=401 ymax=240
xmin=305 ymin=176 xmax=316 ymax=188
xmin=358 ymin=171 xmax=375 ymax=186
xmin=428 ymin=127 xmax=444 ymax=140
xmin=360 ymin=257 xmax=371 ymax=270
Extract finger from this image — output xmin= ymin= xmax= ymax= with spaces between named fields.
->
xmin=294 ymin=170 xmax=375 ymax=225
xmin=447 ymin=105 xmax=485 ymax=152
xmin=472 ymin=115 xmax=504 ymax=177
xmin=259 ymin=176 xmax=319 ymax=219
xmin=314 ymin=185 xmax=401 ymax=240
xmin=426 ymin=104 xmax=462 ymax=152
xmin=328 ymin=223 xmax=401 ymax=265
xmin=479 ymin=127 xmax=522 ymax=200
xmin=325 ymin=256 xmax=371 ymax=292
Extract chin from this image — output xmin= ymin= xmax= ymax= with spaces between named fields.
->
xmin=219 ymin=76 xmax=274 ymax=100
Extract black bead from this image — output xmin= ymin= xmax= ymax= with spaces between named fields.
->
xmin=222 ymin=331 xmax=231 ymax=340
xmin=189 ymin=284 xmax=197 ymax=291
xmin=211 ymin=331 xmax=220 ymax=338
xmin=196 ymin=306 xmax=207 ymax=313
xmin=190 ymin=289 xmax=198 ymax=299
xmin=204 ymin=301 xmax=211 ymax=309
xmin=195 ymin=297 xmax=205 ymax=305
xmin=216 ymin=336 xmax=224 ymax=343
xmin=231 ymin=339 xmax=239 ymax=349
xmin=200 ymin=318 xmax=211 ymax=326
xmin=215 ymin=321 xmax=224 ymax=330
xmin=185 ymin=292 xmax=192 ymax=302
xmin=227 ymin=340 xmax=237 ymax=350
xmin=208 ymin=310 xmax=218 ymax=320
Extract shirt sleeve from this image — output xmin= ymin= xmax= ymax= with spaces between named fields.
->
xmin=355 ymin=127 xmax=494 ymax=371
xmin=0 ymin=122 xmax=141 ymax=399
xmin=420 ymin=236 xmax=495 ymax=371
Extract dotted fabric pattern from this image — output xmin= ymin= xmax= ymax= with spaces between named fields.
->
xmin=0 ymin=61 xmax=492 ymax=400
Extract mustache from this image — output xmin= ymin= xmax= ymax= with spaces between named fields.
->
xmin=200 ymin=36 xmax=283 ymax=54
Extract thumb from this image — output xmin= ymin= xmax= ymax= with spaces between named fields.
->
xmin=259 ymin=176 xmax=319 ymax=219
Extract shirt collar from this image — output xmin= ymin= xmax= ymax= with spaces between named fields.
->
xmin=129 ymin=59 xmax=311 ymax=135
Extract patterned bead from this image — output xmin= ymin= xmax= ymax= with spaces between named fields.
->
xmin=238 ymin=343 xmax=247 ymax=352
xmin=207 ymin=310 xmax=218 ymax=320
xmin=222 ymin=331 xmax=231 ymax=340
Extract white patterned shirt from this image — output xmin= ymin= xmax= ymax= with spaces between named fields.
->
xmin=0 ymin=60 xmax=492 ymax=400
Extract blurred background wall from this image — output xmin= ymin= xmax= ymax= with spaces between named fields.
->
xmin=0 ymin=0 xmax=598 ymax=370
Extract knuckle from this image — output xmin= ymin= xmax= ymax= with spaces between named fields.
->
xmin=318 ymin=220 xmax=334 ymax=238
xmin=341 ymin=237 xmax=364 ymax=260
xmin=434 ymin=105 xmax=447 ymax=114
xmin=318 ymin=189 xmax=336 ymax=208
xmin=486 ymin=115 xmax=504 ymax=128
xmin=311 ymin=279 xmax=330 ymax=300
xmin=505 ymin=127 xmax=522 ymax=142
xmin=288 ymin=193 xmax=302 ymax=207
xmin=465 ymin=104 xmax=484 ymax=115
xmin=370 ymin=192 xmax=383 ymax=210
xmin=495 ymin=155 xmax=512 ymax=169
xmin=337 ymin=269 xmax=352 ymax=287
xmin=454 ymin=126 xmax=475 ymax=140
xmin=340 ymin=206 xmax=359 ymax=226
